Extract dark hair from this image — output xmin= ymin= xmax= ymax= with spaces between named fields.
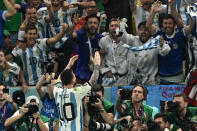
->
xmin=91 ymin=83 xmax=104 ymax=95
xmin=60 ymin=69 xmax=74 ymax=86
xmin=85 ymin=14 xmax=100 ymax=23
xmin=25 ymin=6 xmax=37 ymax=13
xmin=160 ymin=13 xmax=176 ymax=27
xmin=131 ymin=84 xmax=148 ymax=100
xmin=87 ymin=0 xmax=98 ymax=6
xmin=0 ymin=82 xmax=7 ymax=88
xmin=0 ymin=50 xmax=5 ymax=55
xmin=138 ymin=21 xmax=147 ymax=30
xmin=109 ymin=18 xmax=119 ymax=25
xmin=174 ymin=93 xmax=188 ymax=102
xmin=154 ymin=113 xmax=170 ymax=123
xmin=25 ymin=25 xmax=37 ymax=33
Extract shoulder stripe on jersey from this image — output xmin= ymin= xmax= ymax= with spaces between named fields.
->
xmin=8 ymin=72 xmax=13 ymax=86
xmin=70 ymin=92 xmax=77 ymax=131
xmin=37 ymin=22 xmax=46 ymax=38
xmin=28 ymin=48 xmax=38 ymax=85
xmin=80 ymin=105 xmax=83 ymax=131
xmin=36 ymin=46 xmax=45 ymax=75
xmin=22 ymin=50 xmax=29 ymax=85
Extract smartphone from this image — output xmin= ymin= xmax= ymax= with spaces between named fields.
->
xmin=3 ymin=88 xmax=9 ymax=95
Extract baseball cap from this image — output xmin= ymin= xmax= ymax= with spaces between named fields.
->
xmin=26 ymin=96 xmax=39 ymax=104
xmin=12 ymin=90 xmax=25 ymax=107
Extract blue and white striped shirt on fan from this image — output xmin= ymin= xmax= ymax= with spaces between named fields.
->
xmin=11 ymin=39 xmax=47 ymax=85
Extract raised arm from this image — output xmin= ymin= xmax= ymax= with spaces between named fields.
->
xmin=57 ymin=55 xmax=79 ymax=81
xmin=36 ymin=74 xmax=46 ymax=99
xmin=46 ymin=23 xmax=68 ymax=45
xmin=129 ymin=0 xmax=137 ymax=12
xmin=5 ymin=106 xmax=28 ymax=126
xmin=3 ymin=0 xmax=17 ymax=20
xmin=19 ymin=69 xmax=29 ymax=93
xmin=169 ymin=0 xmax=184 ymax=28
xmin=89 ymin=51 xmax=101 ymax=86
xmin=44 ymin=2 xmax=54 ymax=23
xmin=146 ymin=1 xmax=161 ymax=34
xmin=116 ymin=89 xmax=124 ymax=114
xmin=184 ymin=15 xmax=195 ymax=36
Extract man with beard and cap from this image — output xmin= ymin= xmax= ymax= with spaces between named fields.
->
xmin=72 ymin=14 xmax=102 ymax=84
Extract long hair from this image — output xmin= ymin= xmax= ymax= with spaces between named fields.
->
xmin=0 ymin=50 xmax=9 ymax=76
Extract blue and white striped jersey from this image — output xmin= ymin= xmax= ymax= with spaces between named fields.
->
xmin=174 ymin=0 xmax=190 ymax=25
xmin=0 ymin=62 xmax=20 ymax=87
xmin=48 ymin=8 xmax=69 ymax=49
xmin=53 ymin=82 xmax=91 ymax=131
xmin=12 ymin=39 xmax=47 ymax=85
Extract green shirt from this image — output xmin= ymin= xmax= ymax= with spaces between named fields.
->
xmin=115 ymin=102 xmax=153 ymax=130
xmin=168 ymin=107 xmax=197 ymax=131
xmin=123 ymin=102 xmax=153 ymax=122
xmin=0 ymin=0 xmax=22 ymax=31
xmin=15 ymin=115 xmax=41 ymax=131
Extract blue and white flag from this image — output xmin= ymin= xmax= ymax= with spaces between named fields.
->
xmin=187 ymin=3 xmax=197 ymax=37
xmin=122 ymin=36 xmax=160 ymax=52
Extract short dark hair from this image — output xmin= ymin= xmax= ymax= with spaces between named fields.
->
xmin=160 ymin=13 xmax=176 ymax=27
xmin=131 ymin=84 xmax=148 ymax=100
xmin=25 ymin=25 xmax=37 ymax=33
xmin=26 ymin=6 xmax=37 ymax=13
xmin=85 ymin=14 xmax=100 ymax=23
xmin=60 ymin=69 xmax=74 ymax=86
xmin=91 ymin=84 xmax=104 ymax=95
xmin=138 ymin=21 xmax=147 ymax=30
xmin=0 ymin=82 xmax=7 ymax=88
xmin=154 ymin=113 xmax=170 ymax=123
xmin=174 ymin=93 xmax=188 ymax=102
xmin=109 ymin=18 xmax=119 ymax=25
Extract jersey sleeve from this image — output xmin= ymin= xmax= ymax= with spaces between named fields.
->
xmin=11 ymin=46 xmax=22 ymax=57
xmin=8 ymin=62 xmax=21 ymax=75
xmin=17 ymin=30 xmax=25 ymax=41
xmin=1 ymin=10 xmax=8 ymax=21
xmin=74 ymin=82 xmax=91 ymax=99
xmin=36 ymin=38 xmax=47 ymax=50
xmin=53 ymin=82 xmax=63 ymax=99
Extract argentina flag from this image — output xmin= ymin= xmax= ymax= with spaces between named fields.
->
xmin=187 ymin=3 xmax=197 ymax=37
xmin=122 ymin=36 xmax=161 ymax=51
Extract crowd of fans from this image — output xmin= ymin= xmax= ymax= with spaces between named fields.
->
xmin=0 ymin=0 xmax=196 ymax=131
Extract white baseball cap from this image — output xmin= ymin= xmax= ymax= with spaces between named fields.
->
xmin=26 ymin=96 xmax=39 ymax=104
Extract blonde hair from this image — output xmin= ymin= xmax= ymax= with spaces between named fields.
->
xmin=0 ymin=50 xmax=9 ymax=75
